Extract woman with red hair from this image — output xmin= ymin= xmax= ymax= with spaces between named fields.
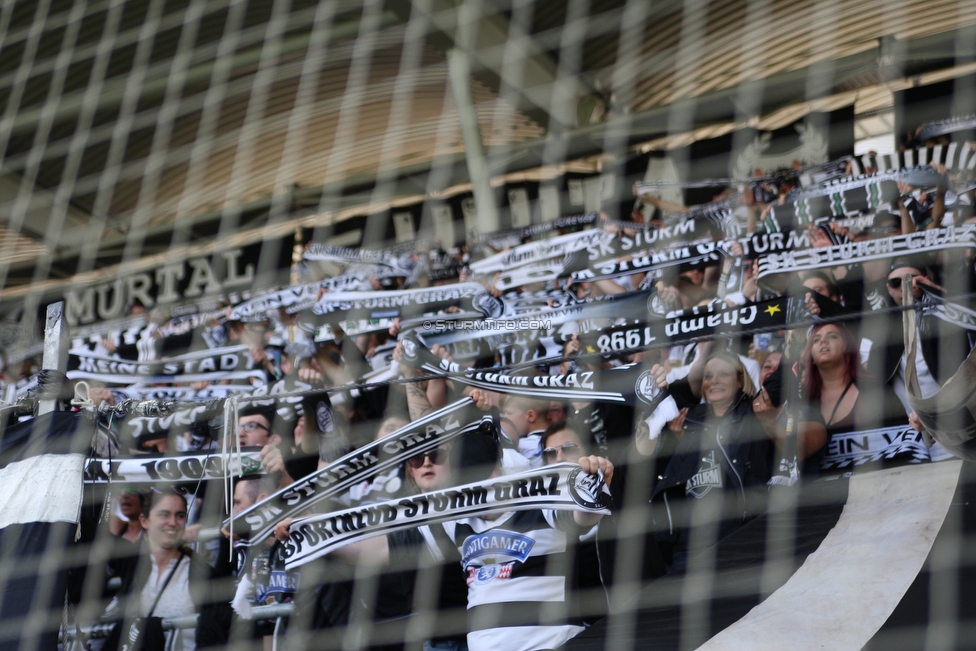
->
xmin=803 ymin=323 xmax=862 ymax=432
xmin=799 ymin=322 xmax=903 ymax=471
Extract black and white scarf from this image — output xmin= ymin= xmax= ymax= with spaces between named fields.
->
xmin=305 ymin=283 xmax=501 ymax=325
xmin=819 ymin=424 xmax=954 ymax=471
xmin=227 ymin=400 xmax=489 ymax=545
xmin=918 ymin=285 xmax=976 ymax=331
xmin=493 ymin=242 xmax=724 ymax=292
xmin=848 ymin=141 xmax=976 ymax=176
xmin=281 ymin=462 xmax=612 ymax=569
xmin=757 ymin=225 xmax=976 ymax=285
xmin=416 ymin=290 xmax=654 ymax=349
xmin=304 ymin=244 xmax=414 ymax=273
xmin=67 ymin=344 xmax=264 ymax=385
xmin=83 ymin=449 xmax=265 ymax=484
xmin=398 ymin=335 xmax=667 ymax=407
xmin=472 ymin=213 xmax=600 ymax=251
xmin=470 ymin=229 xmax=614 ymax=276
xmin=767 ymin=166 xmax=949 ymax=227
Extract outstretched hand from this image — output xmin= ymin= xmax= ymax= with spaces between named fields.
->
xmin=273 ymin=517 xmax=294 ymax=542
xmin=577 ymin=455 xmax=614 ymax=487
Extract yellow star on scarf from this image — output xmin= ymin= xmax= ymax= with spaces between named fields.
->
xmin=764 ymin=304 xmax=782 ymax=316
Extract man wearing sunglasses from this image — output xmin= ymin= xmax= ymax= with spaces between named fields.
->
xmin=537 ymin=421 xmax=615 ymax=626
xmin=539 ymin=422 xmax=586 ymax=465
xmin=869 ymin=259 xmax=972 ymax=416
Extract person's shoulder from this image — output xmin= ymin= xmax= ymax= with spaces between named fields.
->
xmin=186 ymin=546 xmax=219 ymax=582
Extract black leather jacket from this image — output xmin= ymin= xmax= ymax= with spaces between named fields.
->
xmin=650 ymin=392 xmax=774 ymax=548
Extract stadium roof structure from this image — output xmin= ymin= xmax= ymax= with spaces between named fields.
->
xmin=3 ymin=3 xmax=976 ymax=650
xmin=1 ymin=0 xmax=976 ymax=304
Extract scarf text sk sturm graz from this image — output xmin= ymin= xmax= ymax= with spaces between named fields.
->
xmin=227 ymin=399 xmax=491 ymax=545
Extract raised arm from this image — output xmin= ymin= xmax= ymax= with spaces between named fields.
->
xmin=573 ymin=455 xmax=614 ymax=528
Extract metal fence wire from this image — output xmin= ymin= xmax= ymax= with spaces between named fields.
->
xmin=0 ymin=1 xmax=976 ymax=651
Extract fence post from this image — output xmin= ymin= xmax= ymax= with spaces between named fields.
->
xmin=38 ymin=301 xmax=69 ymax=415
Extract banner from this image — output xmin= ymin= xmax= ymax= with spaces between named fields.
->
xmin=60 ymin=244 xmax=267 ymax=327
xmin=227 ymin=399 xmax=488 ymax=545
xmin=82 ymin=449 xmax=266 ymax=484
xmin=757 ymin=225 xmax=976 ymax=284
xmin=819 ymin=424 xmax=954 ymax=470
xmin=66 ymin=344 xmax=263 ymax=384
xmin=281 ymin=462 xmax=612 ymax=569
xmin=0 ymin=412 xmax=92 ymax=650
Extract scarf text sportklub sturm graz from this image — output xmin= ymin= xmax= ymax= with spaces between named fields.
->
xmin=281 ymin=463 xmax=612 ymax=569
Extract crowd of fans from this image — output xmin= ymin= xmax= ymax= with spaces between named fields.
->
xmin=44 ymin=127 xmax=976 ymax=651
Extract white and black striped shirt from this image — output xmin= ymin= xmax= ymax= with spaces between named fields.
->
xmin=442 ymin=509 xmax=586 ymax=651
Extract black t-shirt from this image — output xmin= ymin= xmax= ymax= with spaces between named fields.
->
xmin=387 ymin=526 xmax=468 ymax=643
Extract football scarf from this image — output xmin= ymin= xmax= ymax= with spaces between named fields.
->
xmin=473 ymin=213 xmax=600 ymax=251
xmin=280 ymin=462 xmax=612 ymax=569
xmin=573 ymin=297 xmax=795 ymax=355
xmin=110 ymin=384 xmax=258 ymax=403
xmin=493 ymin=241 xmax=724 ymax=292
xmin=917 ymin=285 xmax=976 ymax=331
xmin=756 ymin=225 xmax=976 ymax=287
xmin=767 ymin=166 xmax=950 ymax=227
xmin=473 ymin=221 xmax=718 ymax=278
xmin=305 ymin=283 xmax=502 ymax=325
xmin=226 ymin=399 xmax=489 ymax=545
xmin=397 ymin=334 xmax=668 ymax=407
xmin=420 ymin=293 xmax=795 ymax=362
xmin=903 ymin=288 xmax=976 ymax=463
xmin=416 ymin=290 xmax=654 ymax=348
xmin=819 ymin=424 xmax=954 ymax=471
xmin=848 ymin=141 xmax=976 ymax=176
xmin=304 ymin=244 xmax=414 ymax=273
xmin=82 ymin=449 xmax=266 ymax=484
xmin=66 ymin=344 xmax=265 ymax=384
xmin=231 ymin=272 xmax=402 ymax=322
xmin=470 ymin=229 xmax=614 ymax=275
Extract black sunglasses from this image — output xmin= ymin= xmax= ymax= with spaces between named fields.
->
xmin=542 ymin=442 xmax=582 ymax=462
xmin=886 ymin=274 xmax=919 ymax=289
xmin=406 ymin=448 xmax=449 ymax=469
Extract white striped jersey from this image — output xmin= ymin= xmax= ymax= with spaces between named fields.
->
xmin=441 ymin=509 xmax=586 ymax=651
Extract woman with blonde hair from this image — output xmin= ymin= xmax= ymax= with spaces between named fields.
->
xmin=646 ymin=350 xmax=775 ymax=569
